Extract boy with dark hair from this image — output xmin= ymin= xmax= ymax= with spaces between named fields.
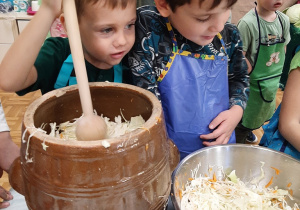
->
xmin=128 ymin=0 xmax=249 ymax=159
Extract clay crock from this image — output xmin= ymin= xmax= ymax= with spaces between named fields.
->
xmin=9 ymin=82 xmax=179 ymax=210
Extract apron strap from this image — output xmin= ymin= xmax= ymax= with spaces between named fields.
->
xmin=54 ymin=54 xmax=74 ymax=89
xmin=279 ymin=140 xmax=289 ymax=153
xmin=252 ymin=8 xmax=285 ymax=73
xmin=165 ymin=18 xmax=179 ymax=52
xmin=113 ymin=62 xmax=123 ymax=83
xmin=54 ymin=54 xmax=122 ymax=89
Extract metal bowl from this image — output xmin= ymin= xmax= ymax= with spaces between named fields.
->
xmin=171 ymin=144 xmax=300 ymax=209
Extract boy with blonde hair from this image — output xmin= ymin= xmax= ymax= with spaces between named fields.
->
xmin=0 ymin=0 xmax=137 ymax=94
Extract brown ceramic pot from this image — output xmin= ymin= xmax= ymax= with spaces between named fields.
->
xmin=9 ymin=82 xmax=179 ymax=210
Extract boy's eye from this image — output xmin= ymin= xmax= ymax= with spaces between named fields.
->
xmin=196 ymin=16 xmax=210 ymax=22
xmin=125 ymin=23 xmax=135 ymax=30
xmin=101 ymin=28 xmax=113 ymax=33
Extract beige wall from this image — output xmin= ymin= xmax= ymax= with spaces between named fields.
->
xmin=231 ymin=0 xmax=298 ymax=24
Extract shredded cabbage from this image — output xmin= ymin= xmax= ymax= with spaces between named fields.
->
xmin=180 ymin=164 xmax=299 ymax=210
xmin=47 ymin=114 xmax=145 ymax=140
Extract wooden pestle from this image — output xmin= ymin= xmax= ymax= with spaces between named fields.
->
xmin=63 ymin=0 xmax=107 ymax=140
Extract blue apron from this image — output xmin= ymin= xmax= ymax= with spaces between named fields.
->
xmin=54 ymin=54 xmax=123 ymax=89
xmin=158 ymin=20 xmax=235 ymax=160
xmin=260 ymin=104 xmax=300 ymax=160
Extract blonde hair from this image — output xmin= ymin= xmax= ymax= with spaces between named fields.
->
xmin=75 ymin=0 xmax=136 ymax=18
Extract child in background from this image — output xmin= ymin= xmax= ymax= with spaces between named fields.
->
xmin=236 ymin=0 xmax=290 ymax=143
xmin=0 ymin=101 xmax=19 ymax=209
xmin=260 ymin=50 xmax=300 ymax=160
xmin=128 ymin=0 xmax=249 ymax=159
xmin=0 ymin=0 xmax=136 ymax=95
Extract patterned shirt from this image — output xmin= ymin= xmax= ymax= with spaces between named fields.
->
xmin=128 ymin=6 xmax=249 ymax=109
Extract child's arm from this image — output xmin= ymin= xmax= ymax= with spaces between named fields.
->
xmin=278 ymin=67 xmax=300 ymax=152
xmin=0 ymin=0 xmax=62 ymax=92
xmin=0 ymin=104 xmax=19 ymax=209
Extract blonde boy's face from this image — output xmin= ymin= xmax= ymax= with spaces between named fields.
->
xmin=78 ymin=1 xmax=136 ymax=69
xmin=168 ymin=0 xmax=231 ymax=46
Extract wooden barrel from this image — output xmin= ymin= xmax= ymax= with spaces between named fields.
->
xmin=10 ymin=82 xmax=179 ymax=210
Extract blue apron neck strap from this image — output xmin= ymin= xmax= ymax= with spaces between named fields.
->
xmin=54 ymin=54 xmax=74 ymax=89
xmin=216 ymin=33 xmax=227 ymax=55
xmin=165 ymin=18 xmax=179 ymax=52
xmin=55 ymin=55 xmax=123 ymax=89
xmin=113 ymin=62 xmax=123 ymax=83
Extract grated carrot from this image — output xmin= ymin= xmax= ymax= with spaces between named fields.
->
xmin=287 ymin=182 xmax=292 ymax=188
xmin=213 ymin=172 xmax=216 ymax=182
xmin=188 ymin=178 xmax=194 ymax=181
xmin=209 ymin=172 xmax=217 ymax=182
xmin=155 ymin=117 xmax=162 ymax=123
xmin=179 ymin=190 xmax=182 ymax=199
xmin=271 ymin=166 xmax=280 ymax=175
xmin=265 ymin=176 xmax=274 ymax=188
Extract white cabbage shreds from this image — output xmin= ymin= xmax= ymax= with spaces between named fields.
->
xmin=48 ymin=115 xmax=145 ymax=140
xmin=180 ymin=166 xmax=299 ymax=210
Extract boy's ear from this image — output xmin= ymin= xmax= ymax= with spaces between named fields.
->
xmin=154 ymin=0 xmax=172 ymax=17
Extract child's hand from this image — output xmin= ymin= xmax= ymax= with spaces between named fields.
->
xmin=200 ymin=105 xmax=243 ymax=146
xmin=0 ymin=186 xmax=13 ymax=209
xmin=40 ymin=0 xmax=62 ymax=18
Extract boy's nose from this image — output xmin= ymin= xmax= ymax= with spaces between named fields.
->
xmin=114 ymin=32 xmax=127 ymax=47
xmin=210 ymin=21 xmax=225 ymax=33
xmin=209 ymin=15 xmax=226 ymax=33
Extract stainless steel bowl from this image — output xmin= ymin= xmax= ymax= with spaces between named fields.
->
xmin=171 ymin=144 xmax=300 ymax=209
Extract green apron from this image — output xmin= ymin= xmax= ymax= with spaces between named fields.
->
xmin=242 ymin=8 xmax=286 ymax=129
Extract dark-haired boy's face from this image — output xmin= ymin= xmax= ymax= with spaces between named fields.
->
xmin=167 ymin=0 xmax=231 ymax=46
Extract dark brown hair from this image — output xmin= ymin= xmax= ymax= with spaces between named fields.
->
xmin=166 ymin=0 xmax=238 ymax=12
xmin=75 ymin=0 xmax=136 ymax=18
